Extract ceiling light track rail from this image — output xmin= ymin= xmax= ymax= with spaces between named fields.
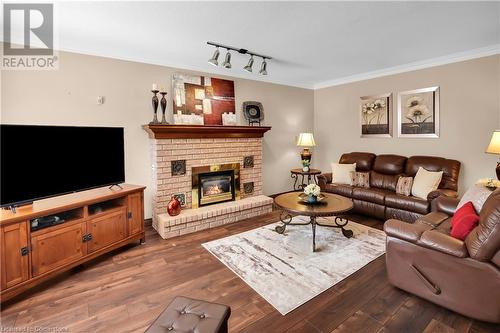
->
xmin=207 ymin=41 xmax=271 ymax=75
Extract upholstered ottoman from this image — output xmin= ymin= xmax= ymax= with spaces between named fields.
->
xmin=146 ymin=296 xmax=231 ymax=333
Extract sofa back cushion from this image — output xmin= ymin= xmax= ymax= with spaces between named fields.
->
xmin=465 ymin=188 xmax=500 ymax=261
xmin=339 ymin=152 xmax=376 ymax=172
xmin=368 ymin=155 xmax=406 ymax=191
xmin=406 ymin=156 xmax=461 ymax=191
xmin=373 ymin=155 xmax=407 ymax=175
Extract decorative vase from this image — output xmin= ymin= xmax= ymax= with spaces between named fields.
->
xmin=307 ymin=195 xmax=317 ymax=204
xmin=160 ymin=91 xmax=168 ymax=124
xmin=302 ymin=166 xmax=310 ymax=172
xmin=167 ymin=196 xmax=181 ymax=216
xmin=150 ymin=90 xmax=160 ymax=124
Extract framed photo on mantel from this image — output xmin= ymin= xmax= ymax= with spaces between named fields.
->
xmin=360 ymin=93 xmax=392 ymax=138
xmin=397 ymin=86 xmax=440 ymax=138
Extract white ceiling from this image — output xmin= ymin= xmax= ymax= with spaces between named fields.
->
xmin=23 ymin=1 xmax=500 ymax=88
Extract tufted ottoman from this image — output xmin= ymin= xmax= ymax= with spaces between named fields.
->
xmin=145 ymin=296 xmax=231 ymax=333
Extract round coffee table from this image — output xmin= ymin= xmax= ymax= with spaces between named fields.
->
xmin=273 ymin=192 xmax=354 ymax=252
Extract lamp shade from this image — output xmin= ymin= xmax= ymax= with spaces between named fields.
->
xmin=297 ymin=133 xmax=316 ymax=147
xmin=486 ymin=130 xmax=500 ymax=155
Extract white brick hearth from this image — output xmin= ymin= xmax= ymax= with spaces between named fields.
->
xmin=155 ymin=195 xmax=273 ymax=239
xmin=145 ymin=126 xmax=273 ymax=239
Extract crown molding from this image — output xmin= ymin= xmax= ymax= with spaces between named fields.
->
xmin=314 ymin=44 xmax=500 ymax=90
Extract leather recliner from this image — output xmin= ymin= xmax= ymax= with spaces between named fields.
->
xmin=317 ymin=152 xmax=461 ymax=223
xmin=384 ymin=189 xmax=500 ymax=323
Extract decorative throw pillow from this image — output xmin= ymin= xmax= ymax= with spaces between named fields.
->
xmin=450 ymin=201 xmax=480 ymax=240
xmin=411 ymin=167 xmax=443 ymax=200
xmin=331 ymin=163 xmax=356 ymax=185
xmin=457 ymin=184 xmax=493 ymax=212
xmin=396 ymin=176 xmax=413 ymax=196
xmin=350 ymin=171 xmax=370 ymax=188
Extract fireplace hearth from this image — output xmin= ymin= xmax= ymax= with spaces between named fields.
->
xmin=198 ymin=170 xmax=235 ymax=207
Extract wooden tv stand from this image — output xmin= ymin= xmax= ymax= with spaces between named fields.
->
xmin=0 ymin=184 xmax=146 ymax=302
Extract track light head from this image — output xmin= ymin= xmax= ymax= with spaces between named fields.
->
xmin=259 ymin=58 xmax=268 ymax=75
xmin=222 ymin=50 xmax=232 ymax=69
xmin=244 ymin=55 xmax=254 ymax=73
xmin=208 ymin=47 xmax=220 ymax=66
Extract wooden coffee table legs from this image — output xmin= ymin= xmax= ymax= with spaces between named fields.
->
xmin=275 ymin=213 xmax=354 ymax=252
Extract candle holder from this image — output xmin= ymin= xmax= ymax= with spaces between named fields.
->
xmin=150 ymin=90 xmax=160 ymax=124
xmin=160 ymin=91 xmax=168 ymax=124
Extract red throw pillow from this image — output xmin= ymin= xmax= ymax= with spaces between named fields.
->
xmin=450 ymin=201 xmax=479 ymax=240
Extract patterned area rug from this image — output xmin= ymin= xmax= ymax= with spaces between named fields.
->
xmin=202 ymin=216 xmax=386 ymax=315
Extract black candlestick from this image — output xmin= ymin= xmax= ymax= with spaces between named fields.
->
xmin=150 ymin=90 xmax=160 ymax=124
xmin=160 ymin=91 xmax=168 ymax=124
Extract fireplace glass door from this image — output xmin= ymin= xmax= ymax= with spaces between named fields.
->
xmin=198 ymin=170 xmax=235 ymax=207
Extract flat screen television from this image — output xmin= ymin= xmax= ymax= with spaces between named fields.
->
xmin=1 ymin=124 xmax=125 ymax=208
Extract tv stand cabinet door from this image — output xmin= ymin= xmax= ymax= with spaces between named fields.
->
xmin=31 ymin=222 xmax=86 ymax=277
xmin=128 ymin=192 xmax=144 ymax=236
xmin=87 ymin=208 xmax=127 ymax=253
xmin=1 ymin=221 xmax=30 ymax=290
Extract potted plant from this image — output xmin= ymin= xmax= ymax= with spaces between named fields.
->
xmin=304 ymin=184 xmax=321 ymax=203
xmin=302 ymin=159 xmax=311 ymax=172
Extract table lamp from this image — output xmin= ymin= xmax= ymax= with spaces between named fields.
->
xmin=297 ymin=133 xmax=316 ymax=162
xmin=486 ymin=130 xmax=500 ymax=179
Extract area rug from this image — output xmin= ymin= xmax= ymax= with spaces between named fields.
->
xmin=202 ymin=216 xmax=386 ymax=315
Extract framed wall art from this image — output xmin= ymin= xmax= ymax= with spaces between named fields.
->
xmin=360 ymin=93 xmax=392 ymax=137
xmin=397 ymin=86 xmax=439 ymax=138
xmin=172 ymin=73 xmax=236 ymax=125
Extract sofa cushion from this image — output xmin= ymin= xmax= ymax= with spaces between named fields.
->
xmin=411 ymin=167 xmax=443 ymax=200
xmin=370 ymin=171 xmax=400 ymax=192
xmin=385 ymin=193 xmax=429 ymax=214
xmin=352 ymin=187 xmax=389 ymax=205
xmin=396 ymin=176 xmax=413 ymax=196
xmin=450 ymin=202 xmax=479 ymax=241
xmin=351 ymin=171 xmax=370 ymax=188
xmin=331 ymin=163 xmax=356 ymax=185
xmin=373 ymin=154 xmax=407 ymax=175
xmin=339 ymin=152 xmax=376 ymax=172
xmin=324 ymin=183 xmax=353 ymax=197
xmin=406 ymin=155 xmax=461 ymax=191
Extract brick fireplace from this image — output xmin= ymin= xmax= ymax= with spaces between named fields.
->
xmin=144 ymin=125 xmax=273 ymax=239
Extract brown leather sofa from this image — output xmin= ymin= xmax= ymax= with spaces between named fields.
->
xmin=317 ymin=152 xmax=461 ymax=222
xmin=384 ymin=189 xmax=500 ymax=323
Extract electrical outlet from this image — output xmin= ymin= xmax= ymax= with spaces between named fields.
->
xmin=97 ymin=96 xmax=105 ymax=105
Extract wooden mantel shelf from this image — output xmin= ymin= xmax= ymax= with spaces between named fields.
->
xmin=143 ymin=124 xmax=272 ymax=139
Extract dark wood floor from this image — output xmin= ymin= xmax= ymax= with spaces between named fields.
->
xmin=1 ymin=212 xmax=498 ymax=333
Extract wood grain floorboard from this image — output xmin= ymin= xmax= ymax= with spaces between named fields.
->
xmin=1 ymin=211 xmax=498 ymax=333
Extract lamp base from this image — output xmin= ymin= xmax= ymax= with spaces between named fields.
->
xmin=496 ymin=162 xmax=500 ymax=180
xmin=300 ymin=148 xmax=312 ymax=162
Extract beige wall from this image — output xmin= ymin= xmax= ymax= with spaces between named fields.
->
xmin=1 ymin=51 xmax=314 ymax=218
xmin=314 ymin=55 xmax=500 ymax=194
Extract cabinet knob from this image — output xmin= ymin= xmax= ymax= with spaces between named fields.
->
xmin=20 ymin=247 xmax=29 ymax=256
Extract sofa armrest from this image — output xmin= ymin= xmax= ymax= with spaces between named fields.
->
xmin=384 ymin=219 xmax=430 ymax=243
xmin=317 ymin=173 xmax=332 ymax=191
xmin=419 ymin=230 xmax=468 ymax=258
xmin=427 ymin=188 xmax=458 ymax=202
xmin=431 ymin=195 xmax=459 ymax=216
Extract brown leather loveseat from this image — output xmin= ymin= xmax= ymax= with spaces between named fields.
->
xmin=384 ymin=189 xmax=500 ymax=323
xmin=317 ymin=152 xmax=461 ymax=223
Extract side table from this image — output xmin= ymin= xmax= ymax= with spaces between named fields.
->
xmin=290 ymin=168 xmax=321 ymax=191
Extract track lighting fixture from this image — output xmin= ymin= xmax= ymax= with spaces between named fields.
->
xmin=207 ymin=41 xmax=272 ymax=76
xmin=222 ymin=50 xmax=232 ymax=68
xmin=208 ymin=47 xmax=219 ymax=66
xmin=244 ymin=55 xmax=254 ymax=73
xmin=259 ymin=59 xmax=267 ymax=75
